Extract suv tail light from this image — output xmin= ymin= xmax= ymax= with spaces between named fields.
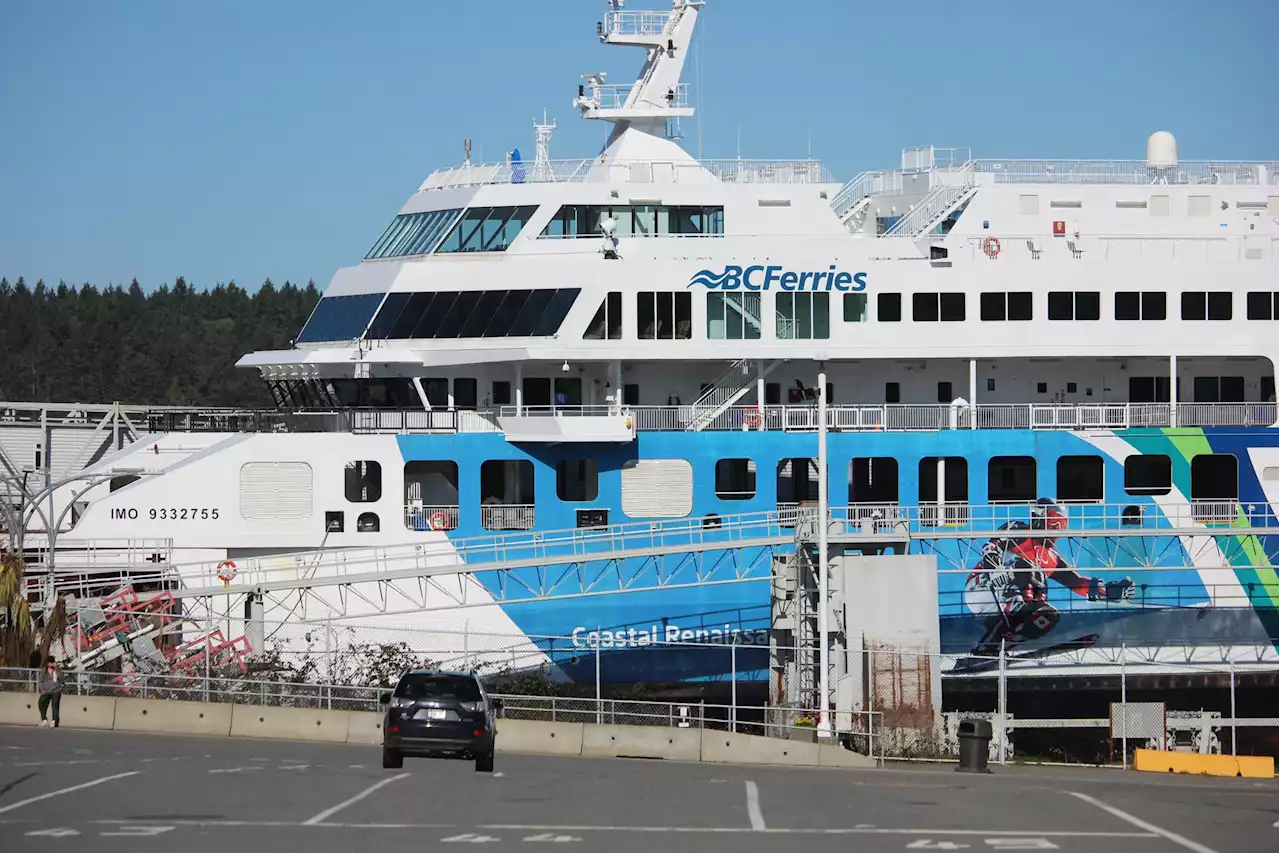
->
xmin=459 ymin=701 xmax=484 ymax=713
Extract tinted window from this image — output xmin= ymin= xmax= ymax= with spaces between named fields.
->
xmin=509 ymin=290 xmax=556 ymax=336
xmin=484 ymin=290 xmax=532 ymax=337
xmin=913 ymin=293 xmax=939 ymax=322
xmin=1115 ymin=291 xmax=1140 ymax=321
xmin=1048 ymin=292 xmax=1073 ymax=320
xmin=879 ymin=293 xmax=901 ymax=322
xmin=394 ymin=674 xmax=481 ymax=701
xmin=413 ymin=292 xmax=454 ymax=338
xmin=436 ymin=291 xmax=482 ymax=338
xmin=461 ymin=291 xmax=508 ymax=337
xmin=367 ymin=292 xmax=412 ymax=339
xmin=1008 ymin=291 xmax=1033 ymax=320
xmin=1207 ymin=292 xmax=1232 ymax=321
xmin=297 ymin=293 xmax=385 ymax=343
xmin=980 ymin=292 xmax=1005 ymax=321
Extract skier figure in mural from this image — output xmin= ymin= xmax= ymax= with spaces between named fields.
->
xmin=963 ymin=499 xmax=1136 ymax=659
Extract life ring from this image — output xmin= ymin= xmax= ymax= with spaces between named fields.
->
xmin=744 ymin=407 xmax=762 ymax=429
xmin=982 ymin=237 xmax=1001 ymax=258
xmin=216 ymin=560 xmax=237 ymax=586
xmin=428 ymin=511 xmax=451 ymax=531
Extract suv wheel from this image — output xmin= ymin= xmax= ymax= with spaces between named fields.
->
xmin=475 ymin=748 xmax=494 ymax=773
xmin=383 ymin=747 xmax=403 ymax=769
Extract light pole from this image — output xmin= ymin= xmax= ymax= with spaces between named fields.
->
xmin=817 ymin=371 xmax=831 ymax=739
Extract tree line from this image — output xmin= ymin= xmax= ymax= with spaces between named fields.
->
xmin=0 ymin=277 xmax=320 ymax=407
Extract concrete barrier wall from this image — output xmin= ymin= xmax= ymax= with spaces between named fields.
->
xmin=0 ymin=693 xmax=881 ymax=771
xmin=582 ymin=723 xmax=702 ymax=761
xmin=495 ymin=719 xmax=585 ymax=756
xmin=229 ymin=704 xmax=351 ymax=743
xmin=114 ymin=697 xmax=233 ymax=737
xmin=1134 ymin=748 xmax=1275 ymax=779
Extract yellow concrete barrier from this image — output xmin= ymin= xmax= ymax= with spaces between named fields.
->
xmin=1134 ymin=749 xmax=1275 ymax=778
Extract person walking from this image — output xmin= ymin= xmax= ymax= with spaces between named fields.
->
xmin=37 ymin=658 xmax=62 ymax=728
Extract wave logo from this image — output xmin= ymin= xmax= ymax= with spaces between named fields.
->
xmin=686 ymin=264 xmax=868 ymax=292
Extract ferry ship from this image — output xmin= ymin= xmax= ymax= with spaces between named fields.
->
xmin=4 ymin=0 xmax=1277 ymax=701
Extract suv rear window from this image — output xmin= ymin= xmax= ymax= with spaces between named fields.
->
xmin=394 ymin=674 xmax=482 ymax=701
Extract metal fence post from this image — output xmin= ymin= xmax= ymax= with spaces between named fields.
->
xmin=1229 ymin=658 xmax=1237 ymax=756
xmin=998 ymin=639 xmax=1008 ymax=765
xmin=1120 ymin=641 xmax=1127 ymax=769
xmin=594 ymin=640 xmax=602 ymax=725
xmin=730 ymin=641 xmax=737 ymax=734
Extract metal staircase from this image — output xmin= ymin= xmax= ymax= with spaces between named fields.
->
xmin=689 ymin=359 xmax=784 ymax=431
xmin=883 ymin=161 xmax=977 ymax=238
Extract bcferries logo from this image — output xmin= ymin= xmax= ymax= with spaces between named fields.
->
xmin=688 ymin=264 xmax=868 ymax=292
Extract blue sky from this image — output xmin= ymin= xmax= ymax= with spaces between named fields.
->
xmin=1 ymin=0 xmax=1275 ymax=292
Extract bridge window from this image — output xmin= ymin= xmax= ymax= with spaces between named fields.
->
xmin=344 ymin=461 xmax=382 ymax=503
xmin=540 ymin=205 xmax=724 ymax=238
xmin=776 ymin=292 xmax=830 ymax=339
xmin=988 ymin=456 xmax=1036 ymax=503
xmin=357 ymin=512 xmax=380 ymax=532
xmin=980 ymin=292 xmax=1033 ymax=321
xmin=715 ymin=459 xmax=757 ymax=500
xmin=843 ymin=293 xmax=868 ymax=323
xmin=556 ymin=459 xmax=599 ymax=502
xmin=1057 ymin=455 xmax=1104 ymax=502
xmin=365 ymin=289 xmax=581 ymax=339
xmin=848 ymin=457 xmax=899 ymax=507
xmin=1048 ymin=291 xmax=1100 ymax=321
xmin=637 ymin=292 xmax=692 ymax=339
xmin=297 ymin=293 xmax=385 ymax=343
xmin=1181 ymin=291 xmax=1232 ymax=321
xmin=480 ymin=460 xmax=535 ymax=530
xmin=436 ymin=206 xmax=538 ymax=253
xmin=707 ymin=292 xmax=762 ymax=340
xmin=1246 ymin=291 xmax=1280 ymax=320
xmin=1123 ymin=455 xmax=1171 ymax=496
xmin=1191 ymin=454 xmax=1238 ymax=521
xmin=404 ymin=461 xmax=460 ymax=530
xmin=1115 ymin=291 xmax=1167 ymax=321
xmin=913 ymin=292 xmax=965 ymax=322
xmin=365 ymin=208 xmax=462 ymax=259
xmin=622 ymin=460 xmax=693 ymax=518
xmin=584 ymin=292 xmax=624 ymax=340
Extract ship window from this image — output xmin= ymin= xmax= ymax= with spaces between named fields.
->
xmin=110 ymin=474 xmax=141 ymax=492
xmin=1057 ymin=455 xmax=1103 ymax=502
xmin=1246 ymin=291 xmax=1280 ymax=320
xmin=1181 ymin=291 xmax=1232 ymax=321
xmin=492 ymin=381 xmax=511 ymax=406
xmin=297 ymin=293 xmax=385 ymax=343
xmin=715 ymin=459 xmax=757 ymax=500
xmin=988 ymin=456 xmax=1036 ymax=503
xmin=1123 ymin=455 xmax=1171 ymax=496
xmin=776 ymin=291 xmax=830 ymax=339
xmin=404 ymin=461 xmax=460 ymax=530
xmin=919 ymin=457 xmax=968 ymax=504
xmin=1264 ymin=376 xmax=1276 ymax=402
xmin=460 ymin=291 xmax=508 ymax=337
xmin=1193 ymin=376 xmax=1245 ymax=403
xmin=623 ymin=384 xmax=640 ymax=405
xmin=765 ymin=383 xmax=781 ymax=405
xmin=556 ymin=459 xmax=599 ymax=502
xmin=982 ymin=291 xmax=1032 ymax=321
xmin=636 ymin=292 xmax=692 ymax=339
xmin=878 ymin=293 xmax=901 ymax=322
xmin=843 ymin=293 xmax=868 ymax=322
xmin=911 ymin=292 xmax=965 ymax=322
xmin=849 ymin=458 xmax=899 ymax=506
xmin=707 ymin=292 xmax=762 ymax=340
xmin=325 ymin=511 xmax=344 ymax=533
xmin=540 ymin=204 xmax=724 ymax=237
xmin=357 ymin=512 xmax=380 ymax=532
xmin=344 ymin=461 xmax=382 ymax=503
xmin=885 ymin=382 xmax=900 ymax=403
xmin=365 ymin=292 xmax=412 ymax=338
xmin=453 ymin=378 xmax=478 ymax=409
xmin=480 ymin=460 xmax=535 ymax=530
xmin=436 ymin=206 xmax=537 ymax=253
xmin=365 ymin=289 xmax=578 ymax=338
xmin=1048 ymin=291 xmax=1099 ymax=321
xmin=1191 ymin=454 xmax=1237 ymax=504
xmin=584 ymin=292 xmax=624 ymax=340
xmin=777 ymin=458 xmax=818 ymax=504
xmin=1115 ymin=291 xmax=1166 ymax=321
xmin=937 ymin=382 xmax=953 ymax=403
xmin=365 ymin=208 xmax=462 ymax=259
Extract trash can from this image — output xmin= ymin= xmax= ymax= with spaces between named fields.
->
xmin=956 ymin=718 xmax=993 ymax=774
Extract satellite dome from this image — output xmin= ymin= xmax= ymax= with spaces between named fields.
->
xmin=1146 ymin=131 xmax=1178 ymax=169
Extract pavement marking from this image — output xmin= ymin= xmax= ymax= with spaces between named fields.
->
xmin=1066 ymin=791 xmax=1219 ymax=853
xmin=209 ymin=766 xmax=264 ymax=774
xmin=14 ymin=760 xmax=103 ymax=767
xmin=480 ymin=825 xmax=1157 ymax=837
xmin=302 ymin=772 xmax=411 ymax=826
xmin=524 ymin=832 xmax=581 ymax=842
xmin=0 ymin=771 xmax=141 ymax=816
xmin=443 ymin=834 xmax=501 ymax=843
xmin=744 ymin=780 xmax=766 ymax=831
xmin=280 ymin=764 xmax=310 ymax=771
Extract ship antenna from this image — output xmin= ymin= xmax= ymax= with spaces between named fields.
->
xmin=533 ymin=109 xmax=556 ymax=183
xmin=464 ymin=137 xmax=472 ymax=168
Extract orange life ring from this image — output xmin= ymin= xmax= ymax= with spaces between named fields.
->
xmin=216 ymin=560 xmax=237 ymax=585
xmin=982 ymin=236 xmax=1001 ymax=258
xmin=428 ymin=512 xmax=450 ymax=531
xmin=744 ymin=407 xmax=762 ymax=428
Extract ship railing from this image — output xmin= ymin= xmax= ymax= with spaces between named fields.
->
xmin=603 ymin=8 xmax=675 ymax=38
xmin=960 ymin=233 xmax=1278 ymax=262
xmin=973 ymin=159 xmax=1278 ymax=186
xmin=404 ymin=505 xmax=460 ymax=531
xmin=481 ymin=504 xmax=537 ymax=532
xmin=497 ymin=405 xmax=622 ymax=418
xmin=585 ymin=82 xmax=690 ymax=111
xmin=418 ymin=157 xmax=833 ymax=191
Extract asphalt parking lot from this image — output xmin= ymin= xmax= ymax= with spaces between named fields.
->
xmin=0 ymin=727 xmax=1273 ymax=852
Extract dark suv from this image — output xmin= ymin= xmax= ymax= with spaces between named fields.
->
xmin=381 ymin=670 xmax=497 ymax=772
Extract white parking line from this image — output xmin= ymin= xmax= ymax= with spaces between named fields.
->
xmin=1066 ymin=791 xmax=1219 ymax=853
xmin=0 ymin=771 xmax=140 ymax=816
xmin=14 ymin=760 xmax=103 ymax=767
xmin=302 ymin=773 xmax=411 ymax=826
xmin=744 ymin=781 xmax=766 ymax=831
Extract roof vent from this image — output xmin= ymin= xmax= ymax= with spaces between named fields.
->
xmin=1146 ymin=131 xmax=1178 ymax=169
